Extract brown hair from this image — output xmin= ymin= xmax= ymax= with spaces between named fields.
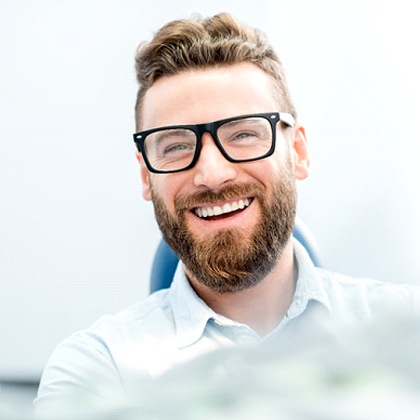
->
xmin=134 ymin=13 xmax=296 ymax=128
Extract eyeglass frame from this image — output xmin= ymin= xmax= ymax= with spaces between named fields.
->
xmin=133 ymin=112 xmax=295 ymax=174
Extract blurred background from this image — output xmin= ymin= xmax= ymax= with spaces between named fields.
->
xmin=1 ymin=0 xmax=419 ymax=414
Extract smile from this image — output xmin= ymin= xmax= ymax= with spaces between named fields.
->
xmin=193 ymin=198 xmax=252 ymax=219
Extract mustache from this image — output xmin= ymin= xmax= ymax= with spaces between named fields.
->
xmin=175 ymin=183 xmax=264 ymax=213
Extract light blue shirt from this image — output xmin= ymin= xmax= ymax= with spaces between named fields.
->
xmin=35 ymin=240 xmax=420 ymax=415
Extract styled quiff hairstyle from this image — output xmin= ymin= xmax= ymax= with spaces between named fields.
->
xmin=134 ymin=13 xmax=296 ymax=129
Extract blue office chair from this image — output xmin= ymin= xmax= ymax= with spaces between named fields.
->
xmin=150 ymin=217 xmax=321 ymax=293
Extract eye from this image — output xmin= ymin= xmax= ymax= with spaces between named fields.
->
xmin=223 ymin=129 xmax=260 ymax=146
xmin=163 ymin=142 xmax=193 ymax=155
xmin=232 ymin=131 xmax=257 ymax=141
xmin=218 ymin=118 xmax=270 ymax=145
xmin=148 ymin=129 xmax=196 ymax=158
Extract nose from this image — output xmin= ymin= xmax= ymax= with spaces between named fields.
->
xmin=193 ymin=132 xmax=238 ymax=189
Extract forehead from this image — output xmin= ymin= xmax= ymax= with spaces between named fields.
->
xmin=139 ymin=63 xmax=279 ymax=131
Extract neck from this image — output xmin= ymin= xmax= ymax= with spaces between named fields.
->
xmin=185 ymin=239 xmax=296 ymax=338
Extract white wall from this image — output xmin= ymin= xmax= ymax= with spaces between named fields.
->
xmin=1 ymin=0 xmax=419 ymax=379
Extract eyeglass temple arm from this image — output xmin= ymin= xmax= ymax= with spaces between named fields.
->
xmin=279 ymin=112 xmax=295 ymax=127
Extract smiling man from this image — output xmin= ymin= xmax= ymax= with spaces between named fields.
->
xmin=35 ymin=13 xmax=420 ymax=415
xmin=136 ymin=61 xmax=307 ymax=336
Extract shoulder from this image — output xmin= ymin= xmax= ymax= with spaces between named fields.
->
xmin=61 ymin=288 xmax=175 ymax=354
xmin=35 ymin=289 xmax=175 ymax=414
xmin=317 ymin=267 xmax=420 ymax=296
xmin=316 ymin=267 xmax=420 ymax=319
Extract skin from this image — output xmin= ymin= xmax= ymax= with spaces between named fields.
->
xmin=136 ymin=62 xmax=310 ymax=336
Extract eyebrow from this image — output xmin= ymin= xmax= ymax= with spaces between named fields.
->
xmin=220 ymin=118 xmax=264 ymax=128
xmin=154 ymin=127 xmax=194 ymax=137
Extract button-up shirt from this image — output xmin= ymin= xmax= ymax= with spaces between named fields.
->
xmin=35 ymin=240 xmax=420 ymax=415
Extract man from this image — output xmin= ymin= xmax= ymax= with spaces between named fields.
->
xmin=35 ymin=13 xmax=420 ymax=415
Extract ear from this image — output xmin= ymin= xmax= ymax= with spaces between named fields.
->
xmin=291 ymin=124 xmax=310 ymax=180
xmin=136 ymin=152 xmax=152 ymax=201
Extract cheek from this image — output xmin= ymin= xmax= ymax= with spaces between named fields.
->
xmin=149 ymin=175 xmax=184 ymax=213
xmin=261 ymin=151 xmax=291 ymax=181
xmin=273 ymin=141 xmax=294 ymax=175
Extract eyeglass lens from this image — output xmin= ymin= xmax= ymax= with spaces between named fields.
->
xmin=143 ymin=116 xmax=273 ymax=172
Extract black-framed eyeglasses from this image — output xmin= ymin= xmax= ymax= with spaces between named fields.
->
xmin=133 ymin=112 xmax=295 ymax=174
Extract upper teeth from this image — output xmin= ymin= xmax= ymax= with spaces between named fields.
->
xmin=194 ymin=198 xmax=251 ymax=218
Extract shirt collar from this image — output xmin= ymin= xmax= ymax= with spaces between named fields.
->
xmin=169 ymin=264 xmax=216 ymax=348
xmin=289 ymin=238 xmax=332 ymax=318
xmin=169 ymin=238 xmax=332 ymax=347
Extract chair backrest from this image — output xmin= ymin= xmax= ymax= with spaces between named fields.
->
xmin=150 ymin=218 xmax=321 ymax=293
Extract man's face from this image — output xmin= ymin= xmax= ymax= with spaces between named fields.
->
xmin=137 ymin=63 xmax=309 ymax=293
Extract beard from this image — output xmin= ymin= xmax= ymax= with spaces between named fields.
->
xmin=150 ymin=161 xmax=297 ymax=294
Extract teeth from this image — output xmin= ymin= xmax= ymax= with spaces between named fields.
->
xmin=213 ymin=206 xmax=222 ymax=216
xmin=194 ymin=198 xmax=252 ymax=219
xmin=222 ymin=203 xmax=231 ymax=213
